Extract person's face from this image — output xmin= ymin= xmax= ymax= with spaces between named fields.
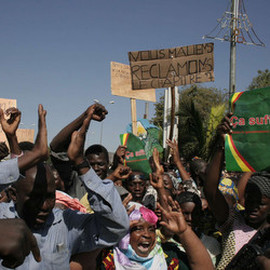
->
xmin=52 ymin=168 xmax=65 ymax=191
xmin=130 ymin=219 xmax=156 ymax=257
xmin=126 ymin=173 xmax=146 ymax=203
xmin=163 ymin=174 xmax=174 ymax=190
xmin=180 ymin=202 xmax=196 ymax=227
xmin=175 ymin=183 xmax=184 ymax=196
xmin=245 ymin=188 xmax=270 ymax=228
xmin=86 ymin=153 xmax=108 ymax=180
xmin=154 ymin=199 xmax=162 ymax=222
xmin=14 ymin=164 xmax=56 ymax=229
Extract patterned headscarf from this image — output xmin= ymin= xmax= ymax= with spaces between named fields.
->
xmin=114 ymin=205 xmax=167 ymax=270
xmin=218 ymin=178 xmax=239 ymax=201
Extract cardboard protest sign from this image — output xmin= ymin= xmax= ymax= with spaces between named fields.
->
xmin=0 ymin=98 xmax=16 ymax=111
xmin=111 ymin=61 xmax=156 ymax=102
xmin=128 ymin=43 xmax=214 ymax=90
xmin=0 ymin=129 xmax=35 ymax=146
xmin=120 ymin=133 xmax=152 ymax=176
xmin=225 ymin=86 xmax=270 ymax=172
xmin=16 ymin=129 xmax=35 ymax=143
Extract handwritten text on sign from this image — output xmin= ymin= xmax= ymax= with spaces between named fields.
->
xmin=128 ymin=43 xmax=214 ymax=90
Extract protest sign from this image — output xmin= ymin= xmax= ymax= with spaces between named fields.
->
xmin=111 ymin=61 xmax=156 ymax=102
xmin=0 ymin=129 xmax=35 ymax=145
xmin=0 ymin=98 xmax=16 ymax=112
xmin=16 ymin=129 xmax=35 ymax=143
xmin=120 ymin=133 xmax=152 ymax=176
xmin=225 ymin=86 xmax=270 ymax=172
xmin=128 ymin=43 xmax=214 ymax=90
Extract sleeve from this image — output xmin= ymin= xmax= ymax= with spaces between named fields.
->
xmin=0 ymin=158 xmax=19 ymax=186
xmin=66 ymin=168 xmax=129 ymax=254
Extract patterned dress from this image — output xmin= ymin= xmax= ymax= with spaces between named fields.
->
xmin=216 ymin=208 xmax=256 ymax=269
xmin=99 ymin=242 xmax=190 ymax=270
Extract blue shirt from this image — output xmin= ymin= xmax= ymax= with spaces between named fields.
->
xmin=0 ymin=158 xmax=19 ymax=191
xmin=0 ymin=166 xmax=129 ymax=270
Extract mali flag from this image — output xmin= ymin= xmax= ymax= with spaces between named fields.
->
xmin=225 ymin=86 xmax=270 ymax=172
xmin=120 ymin=133 xmax=152 ymax=176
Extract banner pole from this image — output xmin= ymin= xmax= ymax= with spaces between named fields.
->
xmin=130 ymin=98 xmax=137 ymax=136
xmin=169 ymin=86 xmax=175 ymax=141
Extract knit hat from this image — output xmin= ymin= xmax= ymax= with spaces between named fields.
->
xmin=247 ymin=173 xmax=270 ymax=198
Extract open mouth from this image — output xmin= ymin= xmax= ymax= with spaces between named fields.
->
xmin=137 ymin=242 xmax=151 ymax=253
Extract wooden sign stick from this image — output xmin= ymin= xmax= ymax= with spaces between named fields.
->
xmin=169 ymin=86 xmax=175 ymax=141
xmin=130 ymin=98 xmax=137 ymax=136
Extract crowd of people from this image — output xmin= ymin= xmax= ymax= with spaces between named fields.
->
xmin=0 ymin=103 xmax=269 ymax=269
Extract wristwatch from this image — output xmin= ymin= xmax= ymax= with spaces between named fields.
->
xmin=73 ymin=159 xmax=91 ymax=172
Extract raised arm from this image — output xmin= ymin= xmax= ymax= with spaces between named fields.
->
xmin=237 ymin=172 xmax=253 ymax=207
xmin=166 ymin=139 xmax=190 ymax=181
xmin=17 ymin=104 xmax=48 ymax=171
xmin=67 ymin=104 xmax=129 ymax=248
xmin=0 ymin=107 xmax=21 ymax=156
xmin=150 ymin=148 xmax=170 ymax=210
xmin=67 ymin=104 xmax=107 ymax=171
xmin=0 ymin=105 xmax=48 ymax=186
xmin=111 ymin=145 xmax=127 ymax=170
xmin=204 ymin=114 xmax=232 ymax=225
xmin=50 ymin=104 xmax=108 ymax=153
xmin=159 ymin=198 xmax=214 ymax=270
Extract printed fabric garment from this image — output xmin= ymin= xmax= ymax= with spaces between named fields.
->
xmin=216 ymin=208 xmax=256 ymax=269
xmin=0 ymin=167 xmax=129 ymax=270
xmin=99 ymin=242 xmax=190 ymax=270
xmin=55 ymin=190 xmax=87 ymax=213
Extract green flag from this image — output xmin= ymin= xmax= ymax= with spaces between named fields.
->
xmin=120 ymin=133 xmax=152 ymax=176
xmin=225 ymin=86 xmax=270 ymax=172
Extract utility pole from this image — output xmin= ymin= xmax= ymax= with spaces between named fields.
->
xmin=203 ymin=0 xmax=265 ymax=99
xmin=229 ymin=0 xmax=239 ymax=97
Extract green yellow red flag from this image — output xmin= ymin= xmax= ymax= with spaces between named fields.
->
xmin=120 ymin=133 xmax=152 ymax=176
xmin=225 ymin=86 xmax=270 ymax=172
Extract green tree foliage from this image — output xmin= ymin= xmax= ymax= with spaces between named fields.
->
xmin=152 ymin=95 xmax=164 ymax=128
xmin=151 ymin=85 xmax=227 ymax=161
xmin=178 ymin=85 xmax=227 ymax=160
xmin=248 ymin=69 xmax=270 ymax=90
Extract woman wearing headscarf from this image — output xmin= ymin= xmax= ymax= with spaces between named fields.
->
xmin=99 ymin=201 xmax=214 ymax=270
xmin=204 ymin=114 xmax=270 ymax=269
